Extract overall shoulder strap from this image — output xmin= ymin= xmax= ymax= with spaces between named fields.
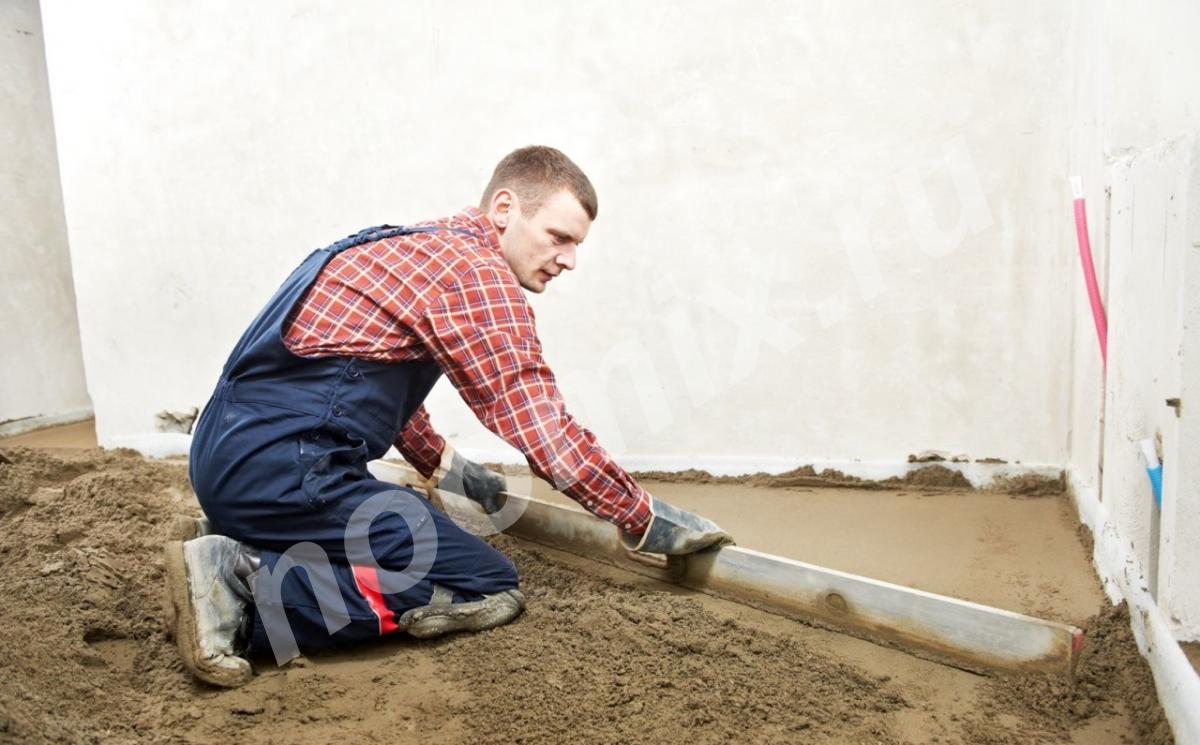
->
xmin=327 ymin=224 xmax=481 ymax=254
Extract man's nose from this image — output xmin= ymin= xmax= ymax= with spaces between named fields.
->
xmin=555 ymin=245 xmax=577 ymax=271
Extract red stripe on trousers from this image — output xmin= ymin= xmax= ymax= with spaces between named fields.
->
xmin=350 ymin=564 xmax=399 ymax=635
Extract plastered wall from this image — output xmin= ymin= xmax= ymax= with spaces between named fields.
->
xmin=31 ymin=0 xmax=1200 ymax=730
xmin=0 ymin=0 xmax=89 ymax=428
xmin=1065 ymin=0 xmax=1200 ymax=639
xmin=40 ymin=1 xmax=1076 ymax=468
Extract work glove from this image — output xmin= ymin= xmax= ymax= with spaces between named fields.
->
xmin=619 ymin=496 xmax=733 ymax=555
xmin=437 ymin=444 xmax=507 ymax=514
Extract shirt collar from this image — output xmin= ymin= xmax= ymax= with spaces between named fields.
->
xmin=459 ymin=206 xmax=502 ymax=254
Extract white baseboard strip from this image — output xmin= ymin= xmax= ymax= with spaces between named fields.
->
xmin=452 ymin=449 xmax=1063 ymax=490
xmin=1068 ymin=471 xmax=1200 ymax=744
xmin=0 ymin=407 xmax=93 ymax=438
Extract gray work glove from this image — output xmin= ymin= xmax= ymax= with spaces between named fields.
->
xmin=437 ymin=444 xmax=507 ymax=514
xmin=618 ymin=496 xmax=733 ymax=555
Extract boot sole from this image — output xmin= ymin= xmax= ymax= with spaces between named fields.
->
xmin=402 ymin=589 xmax=526 ymax=639
xmin=163 ymin=541 xmax=253 ymax=688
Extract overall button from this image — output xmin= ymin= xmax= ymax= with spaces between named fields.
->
xmin=332 ymin=406 xmax=344 ymax=417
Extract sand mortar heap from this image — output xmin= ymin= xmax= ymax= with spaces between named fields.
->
xmin=0 ymin=444 xmax=1174 ymax=744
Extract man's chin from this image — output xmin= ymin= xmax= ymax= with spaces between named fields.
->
xmin=519 ymin=278 xmax=547 ymax=294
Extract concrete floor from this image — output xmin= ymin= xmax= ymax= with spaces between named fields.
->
xmin=1 ymin=419 xmax=1105 ymax=624
xmin=0 ymin=420 xmax=1151 ymax=743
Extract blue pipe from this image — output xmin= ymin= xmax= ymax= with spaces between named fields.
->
xmin=1146 ymin=464 xmax=1163 ymax=508
xmin=1138 ymin=439 xmax=1163 ymax=509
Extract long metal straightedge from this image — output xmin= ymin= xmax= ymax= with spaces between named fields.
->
xmin=369 ymin=460 xmax=1083 ymax=677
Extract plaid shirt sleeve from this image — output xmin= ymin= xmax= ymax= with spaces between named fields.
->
xmin=414 ymin=260 xmax=653 ymax=535
xmin=394 ymin=405 xmax=445 ymax=479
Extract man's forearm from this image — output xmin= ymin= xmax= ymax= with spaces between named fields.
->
xmin=492 ymin=398 xmax=653 ymax=534
xmin=394 ymin=405 xmax=446 ymax=479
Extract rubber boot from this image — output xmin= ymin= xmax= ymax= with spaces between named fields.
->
xmin=398 ymin=587 xmax=526 ymax=639
xmin=163 ymin=535 xmax=258 ymax=688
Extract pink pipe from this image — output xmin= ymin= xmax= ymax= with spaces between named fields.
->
xmin=1071 ymin=177 xmax=1108 ymax=366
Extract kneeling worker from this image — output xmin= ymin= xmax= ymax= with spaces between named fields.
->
xmin=166 ymin=146 xmax=732 ymax=687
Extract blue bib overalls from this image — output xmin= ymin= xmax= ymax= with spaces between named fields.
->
xmin=189 ymin=225 xmax=518 ymax=654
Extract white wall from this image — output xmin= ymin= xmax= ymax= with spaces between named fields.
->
xmin=1170 ymin=163 xmax=1200 ymax=635
xmin=0 ymin=0 xmax=90 ymax=429
xmin=1063 ymin=2 xmax=1200 ymax=737
xmin=40 ymin=0 xmax=1077 ymax=467
xmin=1065 ymin=0 xmax=1200 ymax=640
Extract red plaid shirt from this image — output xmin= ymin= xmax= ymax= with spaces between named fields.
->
xmin=283 ymin=207 xmax=651 ymax=534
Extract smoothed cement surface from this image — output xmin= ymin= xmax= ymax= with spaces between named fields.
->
xmin=515 ymin=476 xmax=1106 ymax=626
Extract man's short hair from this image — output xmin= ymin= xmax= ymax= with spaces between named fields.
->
xmin=480 ymin=146 xmax=598 ymax=221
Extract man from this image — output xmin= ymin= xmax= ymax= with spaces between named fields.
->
xmin=166 ymin=146 xmax=732 ymax=688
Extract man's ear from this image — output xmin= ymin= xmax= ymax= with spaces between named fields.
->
xmin=489 ymin=188 xmax=519 ymax=230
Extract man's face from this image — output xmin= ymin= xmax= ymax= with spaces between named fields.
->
xmin=489 ymin=188 xmax=591 ymax=293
